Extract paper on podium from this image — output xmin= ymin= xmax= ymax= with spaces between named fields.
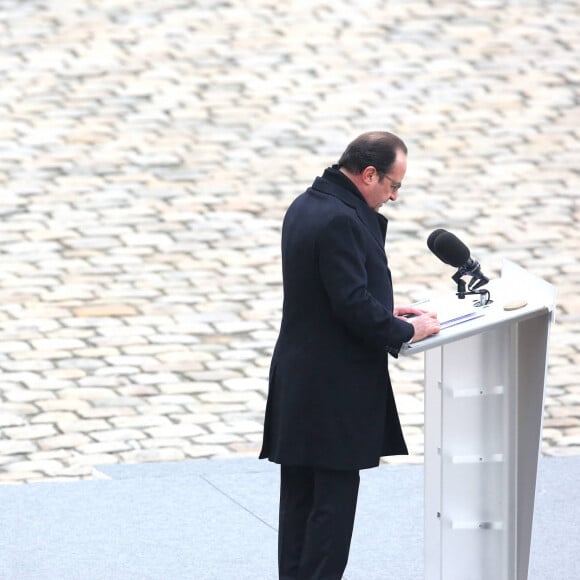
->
xmin=415 ymin=294 xmax=486 ymax=330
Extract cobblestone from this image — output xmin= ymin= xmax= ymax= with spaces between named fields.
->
xmin=0 ymin=0 xmax=578 ymax=483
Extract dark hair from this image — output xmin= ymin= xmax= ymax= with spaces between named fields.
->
xmin=337 ymin=131 xmax=407 ymax=175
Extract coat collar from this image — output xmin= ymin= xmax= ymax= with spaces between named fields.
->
xmin=311 ymin=166 xmax=389 ymax=246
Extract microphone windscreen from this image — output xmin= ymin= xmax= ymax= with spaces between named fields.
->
xmin=432 ymin=231 xmax=470 ymax=267
xmin=426 ymin=228 xmax=448 ymax=252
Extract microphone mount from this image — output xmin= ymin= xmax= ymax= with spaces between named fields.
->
xmin=452 ymin=268 xmax=492 ymax=307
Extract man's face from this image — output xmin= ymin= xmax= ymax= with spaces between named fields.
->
xmin=365 ymin=150 xmax=407 ymax=211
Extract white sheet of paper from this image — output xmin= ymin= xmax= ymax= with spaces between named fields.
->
xmin=415 ymin=295 xmax=486 ymax=329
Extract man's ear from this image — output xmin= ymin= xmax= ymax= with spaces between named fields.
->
xmin=361 ymin=166 xmax=375 ymax=185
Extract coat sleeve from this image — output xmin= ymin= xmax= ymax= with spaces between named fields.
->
xmin=317 ymin=213 xmax=414 ymax=352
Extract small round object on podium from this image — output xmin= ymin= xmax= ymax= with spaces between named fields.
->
xmin=503 ymin=299 xmax=528 ymax=311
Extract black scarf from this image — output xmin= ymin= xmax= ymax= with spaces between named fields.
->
xmin=320 ymin=165 xmax=389 ymax=239
xmin=321 ymin=165 xmax=367 ymax=205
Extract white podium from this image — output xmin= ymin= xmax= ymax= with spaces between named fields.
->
xmin=403 ymin=261 xmax=556 ymax=580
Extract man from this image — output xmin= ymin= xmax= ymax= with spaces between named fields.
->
xmin=260 ymin=131 xmax=440 ymax=579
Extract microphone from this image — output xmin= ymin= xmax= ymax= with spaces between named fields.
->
xmin=426 ymin=229 xmax=449 ymax=256
xmin=427 ymin=229 xmax=489 ymax=290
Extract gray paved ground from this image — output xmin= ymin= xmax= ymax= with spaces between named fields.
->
xmin=0 ymin=0 xmax=578 ymax=483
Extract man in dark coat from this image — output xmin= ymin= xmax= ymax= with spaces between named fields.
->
xmin=260 ymin=131 xmax=440 ymax=579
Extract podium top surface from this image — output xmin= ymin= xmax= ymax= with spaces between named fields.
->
xmin=402 ymin=260 xmax=556 ymax=355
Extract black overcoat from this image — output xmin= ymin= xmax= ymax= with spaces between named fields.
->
xmin=259 ymin=168 xmax=415 ymax=471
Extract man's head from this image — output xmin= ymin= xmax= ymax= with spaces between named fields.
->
xmin=337 ymin=131 xmax=408 ymax=211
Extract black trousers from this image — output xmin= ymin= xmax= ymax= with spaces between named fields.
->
xmin=278 ymin=465 xmax=360 ymax=580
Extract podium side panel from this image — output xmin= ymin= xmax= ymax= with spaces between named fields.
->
xmin=515 ymin=312 xmax=552 ymax=580
xmin=437 ymin=328 xmax=517 ymax=580
xmin=425 ymin=347 xmax=443 ymax=580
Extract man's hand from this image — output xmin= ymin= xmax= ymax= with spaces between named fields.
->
xmin=394 ymin=307 xmax=440 ymax=343
xmin=408 ymin=312 xmax=440 ymax=342
xmin=394 ymin=306 xmax=428 ymax=319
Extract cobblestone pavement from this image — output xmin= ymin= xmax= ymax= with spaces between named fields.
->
xmin=0 ymin=0 xmax=579 ymax=483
